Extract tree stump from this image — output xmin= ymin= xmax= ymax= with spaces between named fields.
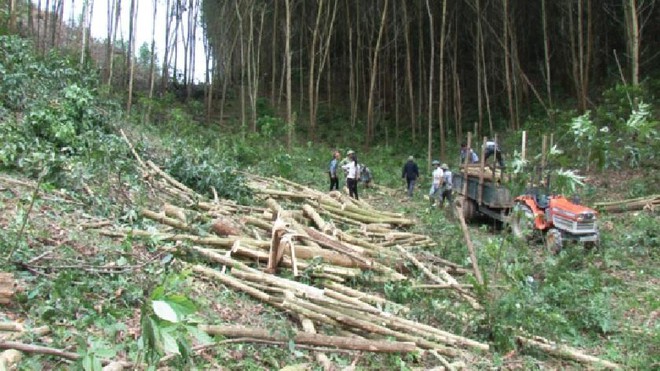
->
xmin=0 ymin=273 xmax=17 ymax=305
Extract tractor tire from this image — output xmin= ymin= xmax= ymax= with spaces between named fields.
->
xmin=545 ymin=228 xmax=563 ymax=254
xmin=456 ymin=196 xmax=476 ymax=221
xmin=511 ymin=203 xmax=535 ymax=241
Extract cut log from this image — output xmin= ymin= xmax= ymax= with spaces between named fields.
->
xmin=0 ymin=341 xmax=132 ymax=368
xmin=199 ymin=325 xmax=417 ymax=353
xmin=0 ymin=349 xmax=22 ymax=370
xmin=163 ymin=204 xmax=188 ymax=223
xmin=454 ymin=206 xmax=484 ymax=285
xmin=516 ymin=336 xmax=621 ymax=370
xmin=0 ymin=273 xmax=16 ymax=305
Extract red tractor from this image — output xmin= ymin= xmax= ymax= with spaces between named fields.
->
xmin=511 ymin=192 xmax=599 ymax=253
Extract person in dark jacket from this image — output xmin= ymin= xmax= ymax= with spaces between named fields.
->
xmin=401 ymin=156 xmax=420 ymax=198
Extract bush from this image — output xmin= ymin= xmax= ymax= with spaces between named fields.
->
xmin=164 ymin=141 xmax=252 ymax=204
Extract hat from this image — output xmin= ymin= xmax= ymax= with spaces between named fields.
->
xmin=432 ymin=160 xmax=440 ymax=165
xmin=441 ymin=163 xmax=449 ymax=170
xmin=408 ymin=155 xmax=414 ymax=161
xmin=346 ymin=150 xmax=355 ymax=155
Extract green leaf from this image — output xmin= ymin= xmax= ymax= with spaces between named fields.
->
xmin=164 ymin=295 xmax=197 ymax=317
xmin=150 ymin=286 xmax=165 ymax=300
xmin=152 ymin=300 xmax=179 ymax=323
xmin=161 ymin=331 xmax=180 ymax=355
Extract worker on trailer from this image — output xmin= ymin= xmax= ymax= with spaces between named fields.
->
xmin=460 ymin=143 xmax=479 ymax=164
xmin=484 ymin=140 xmax=505 ymax=167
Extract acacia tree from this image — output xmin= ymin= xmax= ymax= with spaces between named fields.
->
xmin=425 ymin=0 xmax=434 ymax=172
xmin=365 ymin=0 xmax=388 ymax=147
xmin=126 ymin=0 xmax=138 ymax=114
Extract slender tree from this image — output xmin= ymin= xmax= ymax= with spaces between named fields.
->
xmin=425 ymin=0 xmax=435 ymax=172
xmin=366 ymin=0 xmax=389 ymax=148
xmin=437 ymin=0 xmax=448 ymax=162
xmin=126 ymin=0 xmax=138 ymax=114
xmin=285 ymin=0 xmax=293 ymax=150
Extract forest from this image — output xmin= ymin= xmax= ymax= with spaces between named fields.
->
xmin=1 ymin=0 xmax=659 ymax=370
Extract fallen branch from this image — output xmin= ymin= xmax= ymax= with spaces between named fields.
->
xmin=454 ymin=205 xmax=484 ymax=285
xmin=0 ymin=341 xmax=132 ymax=368
xmin=199 ymin=325 xmax=418 ymax=353
xmin=516 ymin=336 xmax=621 ymax=370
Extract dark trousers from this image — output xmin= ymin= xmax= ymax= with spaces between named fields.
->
xmin=330 ymin=176 xmax=339 ymax=191
xmin=440 ymin=189 xmax=453 ymax=207
xmin=347 ymin=178 xmax=359 ymax=200
xmin=484 ymin=148 xmax=505 ymax=167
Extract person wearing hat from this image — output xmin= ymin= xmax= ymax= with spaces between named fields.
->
xmin=401 ymin=155 xmax=420 ymax=198
xmin=429 ymin=160 xmax=444 ymax=206
xmin=341 ymin=149 xmax=359 ymax=200
xmin=439 ymin=163 xmax=453 ymax=207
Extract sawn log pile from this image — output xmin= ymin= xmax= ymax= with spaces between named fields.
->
xmin=84 ymin=146 xmax=620 ymax=369
xmin=94 ymin=157 xmax=488 ymax=365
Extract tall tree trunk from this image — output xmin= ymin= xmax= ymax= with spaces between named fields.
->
xmin=126 ymin=0 xmax=138 ymax=115
xmin=437 ymin=0 xmax=448 ymax=162
xmin=425 ymin=0 xmax=434 ymax=173
xmin=477 ymin=0 xmax=493 ymax=137
xmin=308 ymin=0 xmax=325 ymax=140
xmin=401 ymin=0 xmax=416 ymax=143
xmin=79 ymin=0 xmax=94 ymax=67
xmin=270 ymin=0 xmax=278 ymax=105
xmin=285 ymin=0 xmax=293 ymax=150
xmin=541 ymin=0 xmax=552 ymax=109
xmin=577 ymin=0 xmax=586 ymax=111
xmin=393 ymin=0 xmax=400 ymax=138
xmin=9 ymin=0 xmax=17 ymax=33
xmin=475 ymin=0 xmax=483 ymax=136
xmin=247 ymin=4 xmax=265 ymax=132
xmin=160 ymin=0 xmax=172 ymax=93
xmin=107 ymin=0 xmax=121 ymax=87
xmin=452 ymin=16 xmax=462 ymax=143
xmin=313 ymin=0 xmax=338 ymax=134
xmin=235 ymin=0 xmax=246 ymax=131
xmin=502 ymin=0 xmax=515 ymax=130
xmin=42 ymin=0 xmax=49 ymax=53
xmin=365 ymin=0 xmax=389 ymax=148
xmin=145 ymin=0 xmax=159 ymax=124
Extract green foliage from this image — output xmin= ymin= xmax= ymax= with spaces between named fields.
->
xmin=0 ymin=35 xmax=132 ymax=189
xmin=138 ymin=273 xmax=212 ymax=369
xmin=164 ymin=140 xmax=253 ymax=203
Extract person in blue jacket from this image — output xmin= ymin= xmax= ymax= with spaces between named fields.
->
xmin=328 ymin=150 xmax=341 ymax=191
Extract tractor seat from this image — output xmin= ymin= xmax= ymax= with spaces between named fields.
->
xmin=535 ymin=194 xmax=549 ymax=209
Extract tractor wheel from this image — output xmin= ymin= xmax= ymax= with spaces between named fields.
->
xmin=584 ymin=236 xmax=600 ymax=251
xmin=455 ymin=196 xmax=476 ymax=221
xmin=511 ymin=203 xmax=535 ymax=241
xmin=545 ymin=228 xmax=563 ymax=254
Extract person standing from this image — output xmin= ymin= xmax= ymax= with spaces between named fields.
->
xmin=439 ymin=163 xmax=453 ymax=207
xmin=328 ymin=150 xmax=341 ymax=191
xmin=401 ymin=155 xmax=419 ymax=198
xmin=342 ymin=150 xmax=359 ymax=200
xmin=429 ymin=160 xmax=443 ymax=206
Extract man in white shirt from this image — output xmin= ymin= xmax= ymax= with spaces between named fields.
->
xmin=341 ymin=150 xmax=359 ymax=200
xmin=429 ymin=160 xmax=444 ymax=206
